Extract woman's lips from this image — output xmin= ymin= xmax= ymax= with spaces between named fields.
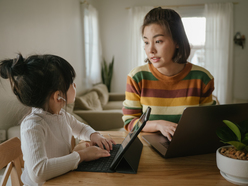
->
xmin=150 ymin=57 xmax=160 ymax=62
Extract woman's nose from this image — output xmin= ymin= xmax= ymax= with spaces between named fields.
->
xmin=148 ymin=43 xmax=156 ymax=54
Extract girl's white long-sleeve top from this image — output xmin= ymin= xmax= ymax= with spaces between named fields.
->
xmin=20 ymin=108 xmax=96 ymax=186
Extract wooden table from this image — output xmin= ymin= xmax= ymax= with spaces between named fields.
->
xmin=44 ymin=131 xmax=233 ymax=186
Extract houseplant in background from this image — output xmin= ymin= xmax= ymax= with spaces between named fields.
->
xmin=101 ymin=56 xmax=114 ymax=92
xmin=216 ymin=119 xmax=248 ymax=185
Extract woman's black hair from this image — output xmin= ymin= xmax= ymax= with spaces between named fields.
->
xmin=0 ymin=54 xmax=76 ymax=110
xmin=142 ymin=7 xmax=190 ymax=64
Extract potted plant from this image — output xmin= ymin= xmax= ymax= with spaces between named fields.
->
xmin=216 ymin=119 xmax=248 ymax=185
xmin=101 ymin=56 xmax=114 ymax=92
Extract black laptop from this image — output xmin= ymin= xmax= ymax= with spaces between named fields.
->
xmin=142 ymin=103 xmax=248 ymax=158
xmin=76 ymin=107 xmax=151 ymax=173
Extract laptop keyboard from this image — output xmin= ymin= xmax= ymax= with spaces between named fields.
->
xmin=75 ymin=144 xmax=121 ymax=173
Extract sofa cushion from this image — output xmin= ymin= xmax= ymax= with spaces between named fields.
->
xmin=74 ymin=91 xmax=102 ymax=111
xmin=91 ymin=84 xmax=109 ymax=106
xmin=102 ymin=101 xmax=123 ymax=110
xmin=8 ymin=125 xmax=21 ymax=139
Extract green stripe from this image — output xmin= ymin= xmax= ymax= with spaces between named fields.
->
xmin=132 ymin=71 xmax=158 ymax=84
xmin=124 ymin=106 xmax=141 ymax=110
xmin=183 ymin=70 xmax=211 ymax=85
xmin=132 ymin=123 xmax=140 ymax=131
xmin=124 ymin=118 xmax=133 ymax=125
xmin=149 ymin=114 xmax=182 ymax=123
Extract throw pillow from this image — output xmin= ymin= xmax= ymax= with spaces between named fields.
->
xmin=91 ymin=84 xmax=109 ymax=106
xmin=74 ymin=91 xmax=102 ymax=111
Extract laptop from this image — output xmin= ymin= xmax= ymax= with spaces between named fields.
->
xmin=76 ymin=106 xmax=151 ymax=173
xmin=142 ymin=103 xmax=248 ymax=158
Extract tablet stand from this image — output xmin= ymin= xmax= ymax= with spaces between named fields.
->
xmin=115 ymin=137 xmax=143 ymax=174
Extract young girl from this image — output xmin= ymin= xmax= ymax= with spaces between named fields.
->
xmin=0 ymin=54 xmax=115 ymax=186
xmin=123 ymin=7 xmax=215 ymax=141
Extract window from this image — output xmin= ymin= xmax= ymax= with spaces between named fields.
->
xmin=82 ymin=4 xmax=102 ymax=85
xmin=182 ymin=17 xmax=206 ymax=67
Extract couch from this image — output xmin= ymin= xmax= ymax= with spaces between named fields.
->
xmin=0 ymin=81 xmax=124 ymax=143
xmin=73 ymin=83 xmax=125 ymax=131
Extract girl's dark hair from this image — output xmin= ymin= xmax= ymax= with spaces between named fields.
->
xmin=0 ymin=54 xmax=76 ymax=110
xmin=142 ymin=7 xmax=190 ymax=64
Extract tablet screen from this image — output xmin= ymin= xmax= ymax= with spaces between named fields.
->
xmin=110 ymin=107 xmax=151 ymax=169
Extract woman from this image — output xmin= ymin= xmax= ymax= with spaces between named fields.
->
xmin=123 ymin=7 xmax=215 ymax=141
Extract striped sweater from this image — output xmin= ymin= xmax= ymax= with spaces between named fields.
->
xmin=122 ymin=62 xmax=215 ymax=131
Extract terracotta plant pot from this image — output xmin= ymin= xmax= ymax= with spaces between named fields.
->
xmin=216 ymin=146 xmax=248 ymax=185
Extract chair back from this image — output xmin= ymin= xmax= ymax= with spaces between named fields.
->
xmin=212 ymin=95 xmax=220 ymax=105
xmin=0 ymin=137 xmax=23 ymax=186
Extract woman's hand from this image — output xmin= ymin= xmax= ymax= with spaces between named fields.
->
xmin=90 ymin=132 xmax=116 ymax=152
xmin=156 ymin=120 xmax=178 ymax=141
xmin=75 ymin=146 xmax=111 ymax=163
xmin=143 ymin=120 xmax=178 ymax=141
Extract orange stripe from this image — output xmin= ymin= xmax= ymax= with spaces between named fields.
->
xmin=202 ymin=79 xmax=214 ymax=95
xmin=200 ymin=95 xmax=213 ymax=104
xmin=127 ymin=76 xmax=141 ymax=93
xmin=139 ymin=79 xmax=203 ymax=90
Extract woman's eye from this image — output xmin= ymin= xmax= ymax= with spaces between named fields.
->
xmin=156 ymin=40 xmax=162 ymax=43
xmin=144 ymin=41 xmax=149 ymax=45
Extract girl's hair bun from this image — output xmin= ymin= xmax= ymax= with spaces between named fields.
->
xmin=11 ymin=54 xmax=27 ymax=76
xmin=0 ymin=53 xmax=26 ymax=79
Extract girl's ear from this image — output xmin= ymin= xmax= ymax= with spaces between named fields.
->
xmin=51 ymin=91 xmax=60 ymax=102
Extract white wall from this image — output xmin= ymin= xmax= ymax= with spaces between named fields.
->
xmin=92 ymin=0 xmax=248 ymax=102
xmin=0 ymin=0 xmax=85 ymax=92
xmin=0 ymin=0 xmax=85 ymax=131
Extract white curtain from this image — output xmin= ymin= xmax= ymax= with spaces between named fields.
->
xmin=128 ymin=6 xmax=153 ymax=71
xmin=205 ymin=3 xmax=234 ymax=104
xmin=81 ymin=4 xmax=102 ymax=87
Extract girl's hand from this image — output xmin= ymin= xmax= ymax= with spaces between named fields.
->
xmin=156 ymin=120 xmax=178 ymax=141
xmin=73 ymin=140 xmax=90 ymax=152
xmin=75 ymin=146 xmax=111 ymax=163
xmin=90 ymin=132 xmax=116 ymax=152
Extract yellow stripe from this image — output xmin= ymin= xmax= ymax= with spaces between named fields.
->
xmin=142 ymin=104 xmax=199 ymax=115
xmin=191 ymin=64 xmax=213 ymax=79
xmin=123 ymin=100 xmax=142 ymax=108
xmin=128 ymin=64 xmax=150 ymax=78
xmin=141 ymin=97 xmax=200 ymax=106
xmin=125 ymin=92 xmax=140 ymax=101
xmin=132 ymin=119 xmax=139 ymax=129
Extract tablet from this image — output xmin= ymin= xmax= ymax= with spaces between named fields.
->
xmin=110 ymin=106 xmax=151 ymax=171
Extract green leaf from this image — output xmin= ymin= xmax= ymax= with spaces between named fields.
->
xmin=241 ymin=133 xmax=248 ymax=145
xmin=224 ymin=141 xmax=246 ymax=151
xmin=223 ymin=120 xmax=241 ymax=142
xmin=101 ymin=56 xmax=114 ymax=92
xmin=216 ymin=126 xmax=238 ymax=142
xmin=239 ymin=119 xmax=248 ymax=137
